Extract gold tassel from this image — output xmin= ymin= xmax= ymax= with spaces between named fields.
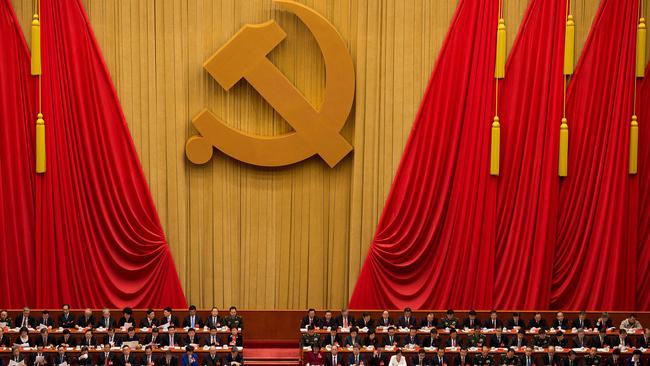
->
xmin=637 ymin=17 xmax=646 ymax=77
xmin=31 ymin=13 xmax=41 ymax=76
xmin=564 ymin=14 xmax=575 ymax=75
xmin=495 ymin=18 xmax=506 ymax=79
xmin=36 ymin=113 xmax=46 ymax=173
xmin=490 ymin=116 xmax=500 ymax=176
xmin=559 ymin=118 xmax=569 ymax=177
xmin=630 ymin=115 xmax=639 ymax=174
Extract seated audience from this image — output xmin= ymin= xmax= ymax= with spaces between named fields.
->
xmin=37 ymin=310 xmax=55 ymax=328
xmin=118 ymin=308 xmax=136 ymax=328
xmin=592 ymin=328 xmax=612 ymax=348
xmin=53 ymin=345 xmax=69 ymax=366
xmin=584 ymin=347 xmax=601 ymax=366
xmin=334 ymin=309 xmax=354 ymax=329
xmin=14 ymin=327 xmax=32 ymax=347
xmin=463 ymin=310 xmax=481 ymax=329
xmin=596 ymin=312 xmax=613 ymax=329
xmin=507 ymin=312 xmax=525 ymax=329
xmin=323 ymin=328 xmax=340 ymax=347
xmin=397 ymin=308 xmax=417 ymax=328
xmin=490 ymin=328 xmax=509 ymax=348
xmin=388 ymin=349 xmax=407 ymax=366
xmin=305 ymin=344 xmax=324 ymax=366
xmin=573 ymin=328 xmax=590 ymax=348
xmin=76 ymin=309 xmax=96 ymax=329
xmin=431 ymin=348 xmax=447 ymax=366
xmin=227 ymin=327 xmax=243 ymax=347
xmin=378 ymin=311 xmax=394 ymax=327
xmin=122 ymin=327 xmax=140 ymax=345
xmin=205 ymin=307 xmax=222 ymax=328
xmin=533 ymin=329 xmax=550 ymax=348
xmin=445 ymin=328 xmax=463 ymax=348
xmin=140 ymin=345 xmax=157 ymax=366
xmin=619 ymin=314 xmax=642 ymax=332
xmin=57 ymin=305 xmax=75 ymax=328
xmin=382 ymin=326 xmax=402 ymax=347
xmin=412 ymin=349 xmax=430 ymax=366
xmin=140 ymin=309 xmax=159 ymax=328
xmin=204 ymin=326 xmax=221 ymax=347
xmin=77 ymin=346 xmax=92 ymax=366
xmin=202 ymin=346 xmax=220 ymax=366
xmin=15 ymin=307 xmax=35 ymax=329
xmin=439 ymin=309 xmax=459 ymax=329
xmin=321 ymin=310 xmax=337 ymax=329
xmin=98 ymin=308 xmax=116 ymax=329
xmin=542 ymin=346 xmax=561 ymax=366
xmin=162 ymin=326 xmax=182 ymax=347
xmin=301 ymin=309 xmax=321 ymax=329
xmin=562 ymin=351 xmax=580 ymax=366
xmin=637 ymin=328 xmax=650 ymax=348
xmin=485 ymin=310 xmax=503 ymax=329
xmin=628 ymin=350 xmax=642 ymax=366
xmin=116 ymin=345 xmax=135 ymax=366
xmin=80 ymin=329 xmax=97 ymax=347
xmin=347 ymin=344 xmax=365 ymax=366
xmin=520 ymin=347 xmax=536 ymax=366
xmin=606 ymin=348 xmax=624 ymax=366
xmin=325 ymin=345 xmax=342 ymax=366
xmin=343 ymin=327 xmax=361 ymax=347
xmin=527 ymin=312 xmax=547 ymax=329
xmin=422 ymin=328 xmax=441 ymax=348
xmin=611 ymin=329 xmax=631 ymax=348
xmin=0 ymin=328 xmax=10 ymax=347
xmin=552 ymin=312 xmax=570 ymax=330
xmin=455 ymin=348 xmax=474 ymax=366
xmin=404 ymin=327 xmax=421 ymax=347
xmin=368 ymin=349 xmax=387 ymax=366
xmin=32 ymin=345 xmax=49 ymax=366
xmin=160 ymin=307 xmax=179 ymax=327
xmin=509 ymin=329 xmax=528 ymax=348
xmin=183 ymin=328 xmax=200 ymax=347
xmin=103 ymin=327 xmax=123 ymax=347
xmin=550 ymin=331 xmax=568 ymax=348
xmin=97 ymin=343 xmax=115 ymax=366
xmin=0 ymin=310 xmax=13 ymax=328
xmin=35 ymin=328 xmax=55 ymax=347
xmin=225 ymin=348 xmax=243 ymax=366
xmin=224 ymin=307 xmax=243 ymax=329
xmin=144 ymin=328 xmax=161 ymax=347
xmin=474 ymin=345 xmax=495 ymax=366
xmin=157 ymin=351 xmax=178 ymax=366
xmin=364 ymin=330 xmax=379 ymax=348
xmin=421 ymin=312 xmax=437 ymax=328
xmin=501 ymin=348 xmax=520 ymax=366
xmin=573 ymin=311 xmax=592 ymax=330
xmin=357 ymin=312 xmax=374 ymax=329
xmin=181 ymin=346 xmax=198 ymax=366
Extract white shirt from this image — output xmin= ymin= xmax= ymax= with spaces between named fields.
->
xmin=389 ymin=355 xmax=407 ymax=366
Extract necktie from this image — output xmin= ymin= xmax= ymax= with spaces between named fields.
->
xmin=452 ymin=339 xmax=456 ymax=347
xmin=191 ymin=317 xmax=194 ymax=328
xmin=344 ymin=317 xmax=348 ymax=328
xmin=355 ymin=356 xmax=359 ymax=364
xmin=22 ymin=317 xmax=27 ymax=327
xmin=106 ymin=319 xmax=109 ymax=327
xmin=333 ymin=356 xmax=336 ymax=365
xmin=212 ymin=336 xmax=216 ymax=344
xmin=493 ymin=320 xmax=496 ymax=328
xmin=527 ymin=357 xmax=531 ymax=366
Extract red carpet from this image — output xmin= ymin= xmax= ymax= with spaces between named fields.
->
xmin=245 ymin=340 xmax=301 ymax=365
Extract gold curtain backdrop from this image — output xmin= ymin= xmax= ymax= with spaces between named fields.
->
xmin=11 ymin=0 xmax=625 ymax=309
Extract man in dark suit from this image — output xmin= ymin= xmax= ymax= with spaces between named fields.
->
xmin=202 ymin=347 xmax=221 ymax=366
xmin=140 ymin=309 xmax=159 ymax=328
xmin=520 ymin=347 xmax=536 ymax=366
xmin=15 ymin=307 xmax=35 ymax=328
xmin=324 ymin=345 xmax=343 ymax=366
xmin=97 ymin=344 xmax=115 ymax=366
xmin=378 ymin=311 xmax=394 ymax=328
xmin=611 ymin=329 xmax=631 ymax=348
xmin=509 ymin=330 xmax=528 ymax=348
xmin=573 ymin=328 xmax=590 ymax=348
xmin=183 ymin=305 xmax=204 ymax=329
xmin=204 ymin=327 xmax=221 ymax=347
xmin=404 ymin=327 xmax=421 ymax=347
xmin=501 ymin=348 xmax=520 ymax=366
xmin=80 ymin=329 xmax=97 ymax=347
xmin=507 ymin=313 xmax=526 ymax=329
xmin=103 ymin=328 xmax=123 ymax=347
xmin=98 ymin=309 xmax=116 ymax=329
xmin=140 ymin=346 xmax=157 ymax=366
xmin=605 ymin=349 xmax=625 ymax=366
xmin=57 ymin=329 xmax=76 ymax=347
xmin=422 ymin=328 xmax=442 ymax=348
xmin=205 ymin=308 xmax=222 ymax=329
xmin=412 ymin=349 xmax=431 ymax=366
xmin=162 ymin=326 xmax=182 ymax=347
xmin=122 ymin=327 xmax=140 ymax=345
xmin=421 ymin=312 xmax=437 ymax=328
xmin=561 ymin=351 xmax=580 ymax=366
xmin=490 ymin=328 xmax=509 ymax=348
xmin=347 ymin=344 xmax=365 ymax=366
xmin=37 ymin=311 xmax=55 ymax=328
xmin=115 ymin=346 xmax=136 ymax=366
xmin=550 ymin=331 xmax=569 ymax=348
xmin=573 ymin=312 xmax=592 ymax=330
xmin=463 ymin=310 xmax=482 ymax=329
xmin=58 ymin=305 xmax=76 ymax=328
xmin=595 ymin=313 xmax=613 ymax=329
xmin=224 ymin=348 xmax=243 ymax=366
xmin=160 ymin=307 xmax=179 ymax=327
xmin=335 ymin=309 xmax=354 ymax=329
xmin=445 ymin=328 xmax=464 ymax=348
xmin=637 ymin=328 xmax=650 ymax=348
xmin=31 ymin=345 xmax=50 ymax=366
xmin=382 ymin=326 xmax=402 ymax=347
xmin=592 ymin=328 xmax=612 ymax=348
xmin=300 ymin=309 xmax=321 ymax=329
xmin=627 ymin=350 xmax=642 ymax=366
xmin=527 ymin=313 xmax=547 ymax=329
xmin=35 ymin=328 xmax=55 ymax=347
xmin=552 ymin=312 xmax=570 ymax=330
xmin=542 ymin=346 xmax=562 ymax=366
xmin=397 ymin=308 xmax=417 ymax=328
xmin=322 ymin=328 xmax=341 ymax=347
xmin=454 ymin=348 xmax=474 ymax=366
xmin=321 ymin=310 xmax=337 ymax=329
xmin=118 ymin=308 xmax=136 ymax=328
xmin=485 ymin=310 xmax=503 ymax=330
xmin=183 ymin=328 xmax=201 ymax=346
xmin=156 ymin=351 xmax=178 ymax=366
xmin=144 ymin=328 xmax=161 ymax=347
xmin=76 ymin=309 xmax=96 ymax=329
xmin=356 ymin=312 xmax=375 ymax=329
xmin=53 ymin=346 xmax=70 ymax=366
xmin=368 ymin=349 xmax=387 ymax=366
xmin=431 ymin=348 xmax=447 ymax=366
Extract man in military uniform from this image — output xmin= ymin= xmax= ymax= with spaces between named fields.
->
xmin=475 ymin=346 xmax=495 ymax=366
xmin=534 ymin=329 xmax=550 ymax=348
xmin=439 ymin=310 xmax=459 ymax=329
xmin=467 ymin=326 xmax=487 ymax=347
xmin=501 ymin=348 xmax=520 ymax=366
xmin=301 ymin=326 xmax=321 ymax=348
xmin=223 ymin=306 xmax=243 ymax=329
xmin=583 ymin=347 xmax=601 ymax=366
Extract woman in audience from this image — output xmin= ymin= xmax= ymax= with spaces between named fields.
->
xmin=305 ymin=344 xmax=324 ymax=366
xmin=14 ymin=327 xmax=32 ymax=347
xmin=388 ymin=349 xmax=407 ymax=366
xmin=181 ymin=346 xmax=198 ymax=366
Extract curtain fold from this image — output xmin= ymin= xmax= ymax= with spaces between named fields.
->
xmin=549 ymin=0 xmax=638 ymax=310
xmin=33 ymin=0 xmax=186 ymax=308
xmin=348 ymin=0 xmax=498 ymax=309
xmin=0 ymin=0 xmax=37 ymax=308
xmin=494 ymin=0 xmax=564 ymax=309
xmin=638 ymin=64 xmax=650 ymax=310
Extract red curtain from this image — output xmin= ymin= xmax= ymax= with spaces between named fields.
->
xmin=348 ymin=0 xmax=498 ymax=309
xmin=30 ymin=0 xmax=187 ymax=308
xmin=351 ymin=0 xmax=648 ymax=310
xmin=551 ymin=0 xmax=638 ymax=310
xmin=0 ymin=0 xmax=37 ymax=308
xmin=494 ymin=0 xmax=564 ymax=309
xmin=637 ymin=64 xmax=650 ymax=310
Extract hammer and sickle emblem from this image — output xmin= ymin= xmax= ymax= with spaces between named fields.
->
xmin=186 ymin=0 xmax=355 ymax=167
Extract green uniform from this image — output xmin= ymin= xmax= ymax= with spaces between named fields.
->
xmin=301 ymin=333 xmax=321 ymax=347
xmin=533 ymin=336 xmax=550 ymax=348
xmin=224 ymin=315 xmax=243 ymax=329
xmin=584 ymin=355 xmax=601 ymax=366
xmin=475 ymin=354 xmax=496 ymax=366
xmin=467 ymin=334 xmax=487 ymax=347
xmin=440 ymin=317 xmax=459 ymax=328
xmin=501 ymin=356 xmax=520 ymax=366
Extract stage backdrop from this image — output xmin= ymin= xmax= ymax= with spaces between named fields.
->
xmin=9 ymin=0 xmax=646 ymax=309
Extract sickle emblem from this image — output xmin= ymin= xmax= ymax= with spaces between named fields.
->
xmin=186 ymin=0 xmax=355 ymax=168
